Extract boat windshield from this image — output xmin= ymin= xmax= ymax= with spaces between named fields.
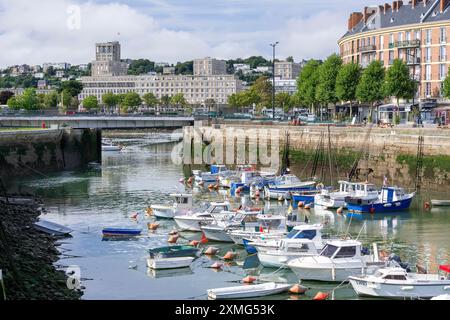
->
xmin=320 ymin=244 xmax=339 ymax=258
xmin=287 ymin=229 xmax=317 ymax=240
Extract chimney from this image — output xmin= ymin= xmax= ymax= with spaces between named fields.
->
xmin=384 ymin=3 xmax=392 ymax=13
xmin=412 ymin=0 xmax=417 ymax=9
xmin=440 ymin=0 xmax=449 ymax=12
xmin=348 ymin=12 xmax=363 ymax=31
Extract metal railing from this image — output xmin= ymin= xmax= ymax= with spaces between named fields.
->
xmin=391 ymin=39 xmax=421 ymax=48
xmin=358 ymin=45 xmax=377 ymax=53
xmin=406 ymin=57 xmax=421 ymax=65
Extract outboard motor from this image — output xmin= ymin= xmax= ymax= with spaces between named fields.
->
xmin=388 ymin=254 xmax=411 ymax=272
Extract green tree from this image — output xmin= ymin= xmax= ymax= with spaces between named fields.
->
xmin=58 ymin=80 xmax=83 ymax=97
xmin=160 ymin=95 xmax=171 ymax=108
xmin=335 ymin=62 xmax=361 ymax=118
xmin=174 ymin=61 xmax=193 ymax=75
xmin=205 ymin=98 xmax=216 ymax=115
xmin=61 ymin=89 xmax=72 ymax=111
xmin=83 ymin=95 xmax=99 ymax=110
xmin=315 ymin=54 xmax=342 ymax=119
xmin=297 ymin=59 xmax=321 ymax=113
xmin=275 ymin=92 xmax=292 ymax=112
xmin=102 ymin=92 xmax=118 ymax=112
xmin=228 ymin=93 xmax=240 ymax=108
xmin=44 ymin=91 xmax=59 ymax=109
xmin=128 ymin=59 xmax=155 ymax=75
xmin=7 ymin=96 xmax=20 ymax=110
xmin=356 ymin=60 xmax=386 ymax=123
xmin=171 ymin=93 xmax=188 ymax=108
xmin=143 ymin=92 xmax=159 ymax=108
xmin=383 ymin=58 xmax=416 ymax=121
xmin=251 ymin=76 xmax=272 ymax=111
xmin=286 ymin=56 xmax=294 ymax=63
xmin=21 ymin=88 xmax=40 ymax=110
xmin=442 ymin=67 xmax=450 ymax=99
xmin=122 ymin=92 xmax=142 ymax=112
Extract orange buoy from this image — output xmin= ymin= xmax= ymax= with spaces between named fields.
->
xmin=289 ymin=284 xmax=308 ymax=294
xmin=145 ymin=207 xmax=154 ymax=216
xmin=168 ymin=235 xmax=179 ymax=243
xmin=189 ymin=240 xmax=200 ymax=246
xmin=187 ymin=176 xmax=194 ymax=184
xmin=210 ymin=262 xmax=223 ymax=269
xmin=304 ymin=204 xmax=311 ymax=210
xmin=223 ymin=251 xmax=237 ymax=260
xmin=313 ymin=292 xmax=329 ymax=300
xmin=148 ymin=222 xmax=160 ymax=231
xmin=424 ymin=202 xmax=431 ymax=210
xmin=169 ymin=229 xmax=178 ymax=235
xmin=370 ymin=207 xmax=376 ymax=214
xmin=336 ymin=207 xmax=344 ymax=215
xmin=298 ymin=201 xmax=304 ymax=208
xmin=242 ymin=276 xmax=257 ymax=284
xmin=204 ymin=246 xmax=219 ymax=255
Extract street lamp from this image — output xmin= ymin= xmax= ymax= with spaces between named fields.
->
xmin=270 ymin=42 xmax=279 ymax=120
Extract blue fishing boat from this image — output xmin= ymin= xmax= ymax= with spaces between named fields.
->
xmin=102 ymin=228 xmax=142 ymax=237
xmin=346 ymin=186 xmax=415 ymax=214
xmin=243 ymin=238 xmax=258 ymax=254
xmin=292 ymin=189 xmax=323 ymax=206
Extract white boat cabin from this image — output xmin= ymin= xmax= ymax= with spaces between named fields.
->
xmin=256 ymin=214 xmax=286 ymax=229
xmin=170 ymin=193 xmax=193 ymax=208
xmin=347 ymin=183 xmax=379 ymax=198
xmin=286 ymin=224 xmax=324 ymax=248
xmin=272 ymin=174 xmax=301 ymax=185
xmin=278 ymin=238 xmax=318 ymax=254
xmin=379 ymin=187 xmax=408 ymax=203
xmin=319 ymin=240 xmax=368 ymax=260
xmin=240 ymin=171 xmax=261 ymax=184
xmin=206 ymin=202 xmax=232 ymax=214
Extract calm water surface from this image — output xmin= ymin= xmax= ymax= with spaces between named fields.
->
xmin=10 ymin=132 xmax=450 ymax=300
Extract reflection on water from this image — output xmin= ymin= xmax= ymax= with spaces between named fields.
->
xmin=8 ymin=132 xmax=450 ymax=300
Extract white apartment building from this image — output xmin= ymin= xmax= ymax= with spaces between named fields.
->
xmin=79 ymin=74 xmax=242 ymax=105
xmin=91 ymin=41 xmax=128 ymax=77
xmin=43 ymin=62 xmax=71 ymax=72
xmin=193 ymin=57 xmax=227 ymax=75
xmin=274 ymin=61 xmax=301 ymax=80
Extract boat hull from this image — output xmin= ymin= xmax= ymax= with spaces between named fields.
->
xmin=288 ymin=264 xmax=383 ymax=282
xmin=347 ymin=197 xmax=413 ymax=213
xmin=174 ymin=216 xmax=213 ymax=232
xmin=258 ymin=251 xmax=314 ymax=268
xmin=207 ymin=283 xmax=291 ymax=300
xmin=102 ymin=228 xmax=141 ymax=237
xmin=201 ymin=226 xmax=234 ymax=242
xmin=349 ymin=277 xmax=450 ymax=299
xmin=147 ymin=257 xmax=194 ymax=270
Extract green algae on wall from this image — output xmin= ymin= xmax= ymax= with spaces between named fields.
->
xmin=396 ymin=154 xmax=450 ymax=177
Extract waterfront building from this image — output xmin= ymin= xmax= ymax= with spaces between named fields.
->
xmin=339 ymin=0 xmax=450 ymax=101
xmin=274 ymin=61 xmax=301 ymax=80
xmin=43 ymin=62 xmax=71 ymax=72
xmin=193 ymin=57 xmax=227 ymax=75
xmin=271 ymin=78 xmax=298 ymax=95
xmin=91 ymin=41 xmax=128 ymax=77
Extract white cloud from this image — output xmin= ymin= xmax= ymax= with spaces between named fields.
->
xmin=0 ymin=0 xmax=355 ymax=68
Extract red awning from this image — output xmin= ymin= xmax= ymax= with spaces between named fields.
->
xmin=439 ymin=265 xmax=450 ymax=273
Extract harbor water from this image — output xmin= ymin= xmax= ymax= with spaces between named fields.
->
xmin=9 ymin=131 xmax=450 ymax=300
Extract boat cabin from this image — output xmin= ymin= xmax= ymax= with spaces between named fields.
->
xmin=347 ymin=183 xmax=378 ymax=197
xmin=206 ymin=202 xmax=232 ymax=214
xmin=319 ymin=240 xmax=365 ymax=260
xmin=286 ymin=224 xmax=324 ymax=248
xmin=170 ymin=193 xmax=193 ymax=208
xmin=373 ymin=268 xmax=409 ymax=280
xmin=379 ymin=187 xmax=406 ymax=203
xmin=210 ymin=165 xmax=229 ymax=174
xmin=256 ymin=215 xmax=285 ymax=229
xmin=273 ymin=174 xmax=301 ymax=185
xmin=279 ymin=239 xmax=318 ymax=253
xmin=241 ymin=171 xmax=260 ymax=184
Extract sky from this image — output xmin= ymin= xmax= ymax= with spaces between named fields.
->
xmin=0 ymin=0 xmax=375 ymax=68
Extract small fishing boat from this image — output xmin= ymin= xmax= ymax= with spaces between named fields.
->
xmin=431 ymin=199 xmax=450 ymax=207
xmin=150 ymin=194 xmax=194 ymax=219
xmin=148 ymin=245 xmax=201 ymax=259
xmin=314 ymin=181 xmax=370 ymax=209
xmin=287 ymin=240 xmax=386 ymax=282
xmin=147 ymin=267 xmax=194 ymax=279
xmin=193 ymin=165 xmax=233 ymax=184
xmin=33 ymin=219 xmax=73 ymax=237
xmin=228 ymin=214 xmax=287 ymax=245
xmin=349 ymin=265 xmax=450 ymax=299
xmin=147 ymin=256 xmax=195 ymax=270
xmin=264 ymin=175 xmax=316 ymax=200
xmin=346 ymin=186 xmax=415 ymax=214
xmin=102 ymin=228 xmax=142 ymax=237
xmin=102 ymin=139 xmax=123 ymax=152
xmin=292 ymin=189 xmax=323 ymax=205
xmin=207 ymin=282 xmax=291 ymax=300
xmin=174 ymin=202 xmax=233 ymax=232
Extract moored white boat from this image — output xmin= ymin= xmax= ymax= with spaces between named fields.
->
xmin=431 ymin=199 xmax=450 ymax=206
xmin=314 ymin=181 xmax=367 ymax=209
xmin=287 ymin=240 xmax=386 ymax=282
xmin=207 ymin=282 xmax=291 ymax=300
xmin=151 ymin=194 xmax=193 ymax=219
xmin=258 ymin=238 xmax=319 ymax=268
xmin=147 ymin=256 xmax=195 ymax=270
xmin=33 ymin=219 xmax=73 ymax=237
xmin=174 ymin=202 xmax=232 ymax=231
xmin=349 ymin=265 xmax=450 ymax=299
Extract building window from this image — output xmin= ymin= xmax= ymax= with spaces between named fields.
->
xmin=440 ymin=64 xmax=447 ymax=80
xmin=406 ymin=31 xmax=411 ymax=41
xmin=398 ymin=32 xmax=403 ymax=42
xmin=389 ymin=33 xmax=394 ymax=46
xmin=440 ymin=46 xmax=447 ymax=61
xmin=426 ymin=29 xmax=432 ymax=45
xmin=426 ymin=47 xmax=432 ymax=63
xmin=379 ymin=35 xmax=384 ymax=49
xmin=425 ymin=64 xmax=432 ymax=80
xmin=425 ymin=83 xmax=431 ymax=96
xmin=389 ymin=50 xmax=394 ymax=64
xmin=440 ymin=27 xmax=447 ymax=43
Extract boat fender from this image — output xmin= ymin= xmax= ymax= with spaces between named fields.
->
xmin=210 ymin=262 xmax=223 ymax=269
xmin=198 ymin=181 xmax=205 ymax=186
xmin=130 ymin=212 xmax=138 ymax=219
xmin=179 ymin=178 xmax=185 ymax=183
xmin=223 ymin=251 xmax=237 ymax=260
xmin=168 ymin=235 xmax=179 ymax=243
xmin=313 ymin=292 xmax=329 ymax=300
xmin=336 ymin=207 xmax=344 ymax=215
xmin=187 ymin=177 xmax=194 ymax=184
xmin=278 ymin=195 xmax=284 ymax=201
xmin=304 ymin=204 xmax=311 ymax=210
xmin=204 ymin=246 xmax=219 ymax=255
xmin=190 ymin=240 xmax=200 ymax=247
xmin=145 ymin=207 xmax=154 ymax=216
xmin=242 ymin=276 xmax=257 ymax=284
xmin=289 ymin=284 xmax=308 ymax=294
xmin=298 ymin=201 xmax=304 ymax=208
xmin=424 ymin=202 xmax=431 ymax=210
xmin=148 ymin=222 xmax=160 ymax=231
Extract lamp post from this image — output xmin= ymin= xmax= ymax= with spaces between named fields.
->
xmin=270 ymin=42 xmax=279 ymax=120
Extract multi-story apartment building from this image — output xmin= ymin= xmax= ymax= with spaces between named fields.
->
xmin=193 ymin=57 xmax=227 ymax=76
xmin=43 ymin=62 xmax=71 ymax=72
xmin=91 ymin=41 xmax=128 ymax=77
xmin=339 ymin=0 xmax=450 ymax=100
xmin=79 ymin=74 xmax=242 ymax=105
xmin=274 ymin=61 xmax=301 ymax=80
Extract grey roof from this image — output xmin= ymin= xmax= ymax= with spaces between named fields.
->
xmin=342 ymin=0 xmax=450 ymax=39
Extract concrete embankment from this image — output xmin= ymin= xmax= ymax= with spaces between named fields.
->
xmin=0 ymin=128 xmax=101 ymax=179
xmin=186 ymin=124 xmax=450 ymax=192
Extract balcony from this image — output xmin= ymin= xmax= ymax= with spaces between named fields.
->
xmin=358 ymin=45 xmax=377 ymax=53
xmin=406 ymin=57 xmax=421 ymax=65
xmin=391 ymin=39 xmax=421 ymax=49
